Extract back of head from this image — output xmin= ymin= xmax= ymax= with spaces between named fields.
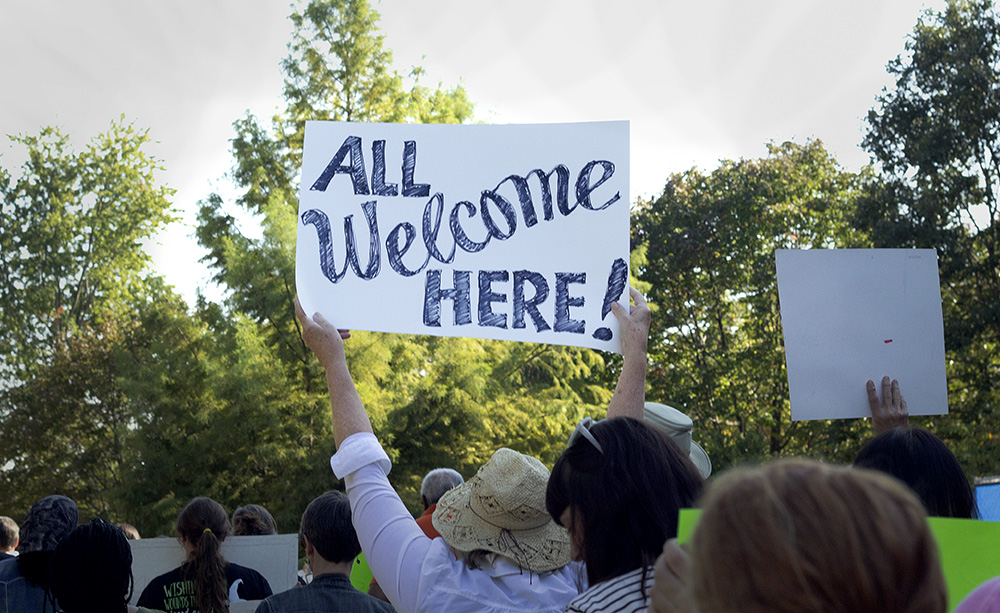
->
xmin=432 ymin=447 xmax=571 ymax=573
xmin=691 ymin=459 xmax=946 ymax=613
xmin=48 ymin=519 xmax=132 ymax=613
xmin=854 ymin=427 xmax=978 ymax=518
xmin=546 ymin=417 xmax=704 ymax=586
xmin=300 ymin=491 xmax=360 ymax=564
xmin=116 ymin=523 xmax=140 ymax=540
xmin=0 ymin=516 xmax=18 ymax=551
xmin=17 ymin=495 xmax=79 ymax=585
xmin=176 ymin=497 xmax=230 ymax=613
xmin=421 ymin=468 xmax=464 ymax=506
xmin=231 ymin=504 xmax=278 ymax=536
xmin=19 ymin=495 xmax=79 ymax=555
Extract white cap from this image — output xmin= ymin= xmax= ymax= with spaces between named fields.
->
xmin=643 ymin=402 xmax=712 ymax=479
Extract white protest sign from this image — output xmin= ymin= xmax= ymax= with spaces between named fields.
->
xmin=129 ymin=534 xmax=299 ymax=605
xmin=295 ymin=121 xmax=630 ymax=353
xmin=775 ymin=248 xmax=948 ymax=421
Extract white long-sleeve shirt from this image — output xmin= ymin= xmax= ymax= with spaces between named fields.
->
xmin=331 ymin=432 xmax=586 ymax=613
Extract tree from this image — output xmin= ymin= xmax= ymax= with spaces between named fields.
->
xmin=0 ymin=319 xmax=133 ymax=520
xmin=632 ymin=141 xmax=870 ymax=470
xmin=860 ymin=0 xmax=1000 ymax=477
xmin=0 ymin=119 xmax=174 ymax=382
xmin=0 ymin=120 xmax=175 ymax=520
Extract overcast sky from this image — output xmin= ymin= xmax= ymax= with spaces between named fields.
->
xmin=1 ymin=0 xmax=944 ymax=304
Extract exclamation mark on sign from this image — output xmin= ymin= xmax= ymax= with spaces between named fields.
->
xmin=592 ymin=258 xmax=628 ymax=341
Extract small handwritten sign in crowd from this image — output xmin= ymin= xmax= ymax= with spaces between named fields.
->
xmin=295 ymin=121 xmax=630 ymax=353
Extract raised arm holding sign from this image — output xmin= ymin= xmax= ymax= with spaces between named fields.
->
xmin=295 ymin=284 xmax=651 ymax=612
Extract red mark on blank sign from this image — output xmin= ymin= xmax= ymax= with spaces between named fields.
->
xmin=884 ymin=339 xmax=893 ymax=344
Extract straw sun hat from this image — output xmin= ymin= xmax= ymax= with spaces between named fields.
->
xmin=432 ymin=448 xmax=570 ymax=573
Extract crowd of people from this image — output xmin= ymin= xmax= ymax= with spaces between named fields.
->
xmin=0 ymin=285 xmax=992 ymax=612
xmin=294 ymin=286 xmax=988 ymax=613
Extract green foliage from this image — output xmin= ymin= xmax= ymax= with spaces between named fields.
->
xmin=0 ymin=319 xmax=133 ymax=520
xmin=859 ymin=0 xmax=1000 ymax=478
xmin=632 ymin=141 xmax=871 ymax=471
xmin=114 ymin=285 xmax=341 ymax=536
xmin=0 ymin=119 xmax=174 ymax=381
xmin=0 ymin=120 xmax=175 ymax=523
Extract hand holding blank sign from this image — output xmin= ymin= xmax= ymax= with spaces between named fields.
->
xmin=867 ymin=375 xmax=910 ymax=433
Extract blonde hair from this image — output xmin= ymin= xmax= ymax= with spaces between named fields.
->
xmin=691 ymin=460 xmax=946 ymax=613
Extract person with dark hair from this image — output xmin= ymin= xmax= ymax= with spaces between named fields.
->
xmin=546 ymin=416 xmax=703 ymax=612
xmin=0 ymin=517 xmax=18 ymax=562
xmin=46 ymin=518 xmax=145 ymax=613
xmin=231 ymin=504 xmax=278 ymax=537
xmin=0 ymin=494 xmax=78 ymax=613
xmin=856 ymin=376 xmax=978 ymax=519
xmin=854 ymin=427 xmax=978 ymax=518
xmin=137 ymin=497 xmax=272 ymax=613
xmin=255 ymin=491 xmax=393 ymax=613
xmin=650 ymin=459 xmax=946 ymax=613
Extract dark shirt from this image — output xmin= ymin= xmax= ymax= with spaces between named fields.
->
xmin=0 ymin=556 xmax=47 ymax=613
xmin=255 ymin=573 xmax=394 ymax=613
xmin=137 ymin=562 xmax=272 ymax=612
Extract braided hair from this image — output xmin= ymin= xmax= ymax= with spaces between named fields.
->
xmin=47 ymin=518 xmax=133 ymax=613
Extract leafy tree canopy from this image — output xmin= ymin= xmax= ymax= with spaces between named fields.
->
xmin=861 ymin=0 xmax=1000 ymax=476
xmin=0 ymin=118 xmax=174 ymax=382
xmin=633 ymin=140 xmax=870 ymax=470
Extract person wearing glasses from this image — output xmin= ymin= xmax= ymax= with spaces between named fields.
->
xmin=294 ymin=287 xmax=653 ymax=613
xmin=544 ymin=288 xmax=704 ymax=613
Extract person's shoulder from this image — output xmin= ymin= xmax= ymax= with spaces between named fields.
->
xmin=137 ymin=565 xmax=185 ymax=605
xmin=226 ymin=562 xmax=273 ymax=598
xmin=228 ymin=561 xmax=267 ymax=578
xmin=227 ymin=561 xmax=271 ymax=586
xmin=565 ymin=567 xmax=650 ymax=613
xmin=257 ymin=576 xmax=394 ymax=613
xmin=0 ymin=557 xmax=20 ymax=580
xmin=140 ymin=565 xmax=183 ymax=592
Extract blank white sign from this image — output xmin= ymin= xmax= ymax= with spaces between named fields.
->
xmin=775 ymin=248 xmax=948 ymax=421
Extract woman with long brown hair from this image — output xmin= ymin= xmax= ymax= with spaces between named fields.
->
xmin=137 ymin=497 xmax=272 ymax=613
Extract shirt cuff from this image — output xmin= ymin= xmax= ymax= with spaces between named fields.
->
xmin=330 ymin=432 xmax=392 ymax=479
